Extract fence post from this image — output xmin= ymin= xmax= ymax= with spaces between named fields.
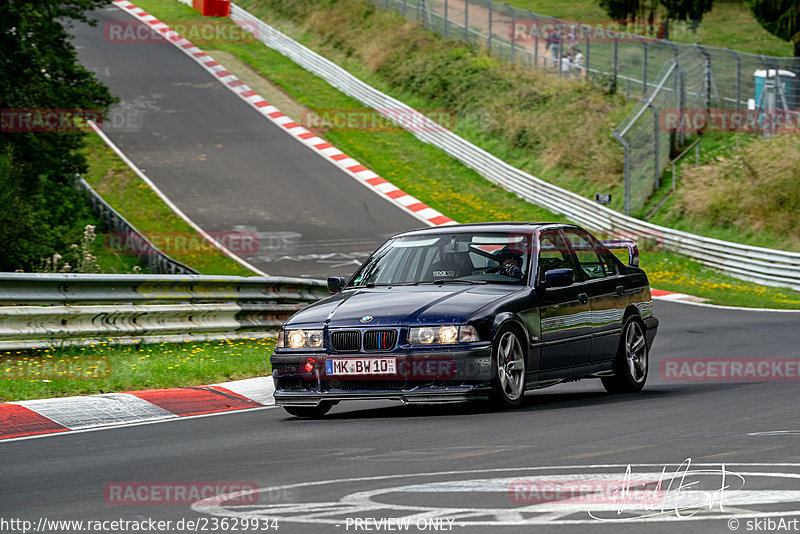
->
xmin=530 ymin=11 xmax=538 ymax=67
xmin=508 ymin=4 xmax=515 ymax=63
xmin=444 ymin=0 xmax=449 ymax=38
xmin=463 ymin=0 xmax=469 ymax=42
xmin=649 ymin=102 xmax=660 ymax=190
xmin=613 ymin=132 xmax=631 ymax=216
xmin=678 ymin=63 xmax=686 ymax=146
xmin=584 ymin=26 xmax=590 ymax=77
xmin=613 ymin=37 xmax=619 ymax=91
xmin=694 ymin=43 xmax=712 ymax=118
xmin=487 ymin=1 xmax=493 ymax=50
xmin=726 ymin=48 xmax=742 ymax=108
xmin=402 ymin=0 xmax=407 ymax=16
xmin=642 ymin=39 xmax=648 ymax=97
xmin=556 ymin=21 xmax=563 ymax=75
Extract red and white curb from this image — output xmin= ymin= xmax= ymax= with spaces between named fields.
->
xmin=650 ymin=289 xmax=706 ymax=302
xmin=112 ymin=0 xmax=455 ymax=229
xmin=0 ymin=377 xmax=274 ymax=441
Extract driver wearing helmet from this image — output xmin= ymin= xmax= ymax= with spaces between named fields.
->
xmin=494 ymin=248 xmax=524 ymax=279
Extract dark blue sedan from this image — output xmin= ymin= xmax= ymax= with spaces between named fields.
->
xmin=271 ymin=223 xmax=658 ymax=417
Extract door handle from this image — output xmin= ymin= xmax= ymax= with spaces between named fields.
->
xmin=578 ymin=293 xmax=589 ymax=305
xmin=616 ymin=285 xmax=625 ymax=296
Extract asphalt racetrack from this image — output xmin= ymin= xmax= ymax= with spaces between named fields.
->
xmin=3 ymin=300 xmax=799 ymax=533
xmin=69 ymin=5 xmax=422 ymax=279
xmin=9 ymin=4 xmax=796 ymax=534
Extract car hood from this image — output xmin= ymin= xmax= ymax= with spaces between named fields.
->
xmin=285 ymin=284 xmax=524 ymax=328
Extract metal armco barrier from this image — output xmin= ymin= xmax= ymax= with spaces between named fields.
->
xmin=0 ymin=273 xmax=327 ymax=350
xmin=227 ymin=3 xmax=800 ymax=292
xmin=79 ymin=178 xmax=199 ymax=275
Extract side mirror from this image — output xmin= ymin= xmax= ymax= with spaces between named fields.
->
xmin=544 ymin=268 xmax=574 ymax=288
xmin=327 ymin=276 xmax=347 ymax=293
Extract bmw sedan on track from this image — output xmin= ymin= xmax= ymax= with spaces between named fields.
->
xmin=271 ymin=223 xmax=658 ymax=418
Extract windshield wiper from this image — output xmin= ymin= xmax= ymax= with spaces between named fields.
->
xmin=427 ymin=279 xmax=487 ymax=285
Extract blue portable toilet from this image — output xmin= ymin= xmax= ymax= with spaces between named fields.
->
xmin=754 ymin=69 xmax=796 ymax=110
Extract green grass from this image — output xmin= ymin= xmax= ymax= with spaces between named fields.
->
xmin=505 ymin=0 xmax=794 ymax=56
xmin=0 ymin=338 xmax=274 ymax=402
xmin=83 ymin=134 xmax=253 ymax=276
xmin=642 ymin=133 xmax=800 ymax=253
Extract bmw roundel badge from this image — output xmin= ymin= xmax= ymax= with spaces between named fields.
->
xmin=360 ymin=315 xmax=373 ymax=323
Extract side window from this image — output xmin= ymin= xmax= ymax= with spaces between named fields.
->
xmin=537 ymin=232 xmax=573 ymax=284
xmin=593 ymin=241 xmax=619 ymax=277
xmin=564 ymin=229 xmax=606 ymax=280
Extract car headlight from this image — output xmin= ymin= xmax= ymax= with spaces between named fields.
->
xmin=283 ymin=329 xmax=324 ymax=349
xmin=409 ymin=325 xmax=480 ymax=345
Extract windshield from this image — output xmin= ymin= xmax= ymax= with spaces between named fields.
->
xmin=348 ymin=232 xmax=532 ymax=287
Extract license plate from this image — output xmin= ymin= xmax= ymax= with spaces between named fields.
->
xmin=325 ymin=357 xmax=397 ymax=376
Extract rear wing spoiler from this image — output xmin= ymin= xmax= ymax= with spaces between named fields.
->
xmin=601 ymin=239 xmax=640 ymax=267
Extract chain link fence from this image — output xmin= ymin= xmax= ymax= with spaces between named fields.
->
xmin=371 ymin=0 xmax=800 ymax=215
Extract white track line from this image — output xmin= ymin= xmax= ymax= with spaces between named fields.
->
xmin=113 ymin=0 xmax=455 ymax=229
xmin=89 ymin=121 xmax=268 ymax=276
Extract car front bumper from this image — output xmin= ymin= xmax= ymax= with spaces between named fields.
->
xmin=271 ymin=344 xmax=494 ymax=407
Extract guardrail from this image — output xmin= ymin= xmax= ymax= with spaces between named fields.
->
xmin=79 ymin=178 xmax=199 ymax=275
xmin=228 ymin=3 xmax=800 ymax=292
xmin=0 ymin=273 xmax=327 ymax=351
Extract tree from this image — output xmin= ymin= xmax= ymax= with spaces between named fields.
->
xmin=660 ymin=0 xmax=714 ymax=37
xmin=598 ymin=0 xmax=644 ymax=24
xmin=748 ymin=0 xmax=800 ymax=56
xmin=597 ymin=0 xmax=714 ymax=39
xmin=0 ymin=0 xmax=115 ymax=270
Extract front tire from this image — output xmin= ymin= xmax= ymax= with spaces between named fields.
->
xmin=489 ymin=327 xmax=527 ymax=409
xmin=602 ymin=318 xmax=648 ymax=394
xmin=283 ymin=402 xmax=333 ymax=419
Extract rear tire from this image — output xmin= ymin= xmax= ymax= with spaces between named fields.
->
xmin=602 ymin=318 xmax=648 ymax=394
xmin=283 ymin=402 xmax=333 ymax=419
xmin=488 ymin=326 xmax=527 ymax=409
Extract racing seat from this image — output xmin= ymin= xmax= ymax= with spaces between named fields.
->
xmin=427 ymin=260 xmax=465 ymax=280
